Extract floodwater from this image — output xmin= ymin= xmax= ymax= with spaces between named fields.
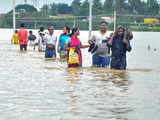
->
xmin=0 ymin=29 xmax=160 ymax=120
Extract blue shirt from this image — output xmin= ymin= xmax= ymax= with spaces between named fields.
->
xmin=28 ymin=34 xmax=36 ymax=41
xmin=59 ymin=34 xmax=70 ymax=51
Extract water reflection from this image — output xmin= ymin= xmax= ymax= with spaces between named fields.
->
xmin=66 ymin=68 xmax=81 ymax=117
xmin=0 ymin=30 xmax=159 ymax=120
xmin=106 ymin=71 xmax=133 ymax=120
xmin=64 ymin=67 xmax=133 ymax=120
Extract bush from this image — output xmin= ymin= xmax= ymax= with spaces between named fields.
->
xmin=151 ymin=27 xmax=160 ymax=32
xmin=131 ymin=26 xmax=150 ymax=31
xmin=154 ymin=23 xmax=160 ymax=27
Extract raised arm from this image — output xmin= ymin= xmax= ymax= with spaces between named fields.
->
xmin=108 ymin=33 xmax=115 ymax=46
xmin=127 ymin=30 xmax=133 ymax=40
xmin=123 ymin=32 xmax=131 ymax=51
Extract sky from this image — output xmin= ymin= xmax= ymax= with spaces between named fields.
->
xmin=0 ymin=0 xmax=149 ymax=14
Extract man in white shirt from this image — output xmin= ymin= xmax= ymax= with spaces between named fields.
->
xmin=88 ymin=21 xmax=110 ymax=67
xmin=44 ymin=26 xmax=57 ymax=58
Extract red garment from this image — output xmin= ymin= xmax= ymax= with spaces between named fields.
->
xmin=70 ymin=35 xmax=82 ymax=61
xmin=18 ymin=27 xmax=28 ymax=45
xmin=68 ymin=35 xmax=82 ymax=68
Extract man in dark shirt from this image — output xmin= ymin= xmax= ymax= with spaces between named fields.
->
xmin=108 ymin=26 xmax=132 ymax=70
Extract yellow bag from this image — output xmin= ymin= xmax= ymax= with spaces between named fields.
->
xmin=68 ymin=48 xmax=79 ymax=64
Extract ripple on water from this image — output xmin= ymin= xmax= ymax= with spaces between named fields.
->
xmin=0 ymin=33 xmax=160 ymax=120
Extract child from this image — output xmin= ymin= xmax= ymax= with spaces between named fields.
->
xmin=28 ymin=30 xmax=36 ymax=46
xmin=11 ymin=30 xmax=19 ymax=44
xmin=34 ymin=32 xmax=46 ymax=52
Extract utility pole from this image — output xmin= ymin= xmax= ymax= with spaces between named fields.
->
xmin=13 ymin=0 xmax=16 ymax=33
xmin=89 ymin=0 xmax=93 ymax=40
xmin=113 ymin=0 xmax=116 ymax=32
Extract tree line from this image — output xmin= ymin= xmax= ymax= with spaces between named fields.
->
xmin=39 ymin=0 xmax=160 ymax=16
xmin=8 ymin=0 xmax=160 ymax=17
xmin=0 ymin=0 xmax=160 ymax=31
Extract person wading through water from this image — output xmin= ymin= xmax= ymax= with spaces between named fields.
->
xmin=57 ymin=26 xmax=70 ymax=59
xmin=88 ymin=21 xmax=110 ymax=67
xmin=108 ymin=26 xmax=132 ymax=70
xmin=44 ymin=26 xmax=57 ymax=59
xmin=18 ymin=23 xmax=28 ymax=51
xmin=64 ymin=28 xmax=89 ymax=68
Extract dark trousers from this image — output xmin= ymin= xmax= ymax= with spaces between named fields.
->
xmin=45 ymin=46 xmax=56 ymax=58
xmin=92 ymin=55 xmax=110 ymax=67
xmin=111 ymin=56 xmax=127 ymax=70
xmin=20 ymin=44 xmax=27 ymax=51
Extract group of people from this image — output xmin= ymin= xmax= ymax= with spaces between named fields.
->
xmin=11 ymin=21 xmax=133 ymax=70
xmin=89 ymin=21 xmax=133 ymax=70
xmin=11 ymin=24 xmax=44 ymax=52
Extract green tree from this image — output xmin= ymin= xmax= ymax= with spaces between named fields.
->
xmin=115 ymin=0 xmax=127 ymax=13
xmin=79 ymin=0 xmax=89 ymax=16
xmin=57 ymin=3 xmax=72 ymax=14
xmin=93 ymin=0 xmax=102 ymax=15
xmin=128 ymin=0 xmax=144 ymax=14
xmin=71 ymin=0 xmax=81 ymax=16
xmin=50 ymin=3 xmax=58 ymax=15
xmin=40 ymin=4 xmax=50 ymax=16
xmin=103 ymin=0 xmax=114 ymax=11
xmin=8 ymin=4 xmax=37 ymax=14
xmin=16 ymin=4 xmax=37 ymax=12
xmin=137 ymin=1 xmax=148 ymax=14
xmin=147 ymin=0 xmax=159 ymax=15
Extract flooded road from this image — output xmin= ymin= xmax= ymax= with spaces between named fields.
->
xmin=0 ymin=29 xmax=160 ymax=120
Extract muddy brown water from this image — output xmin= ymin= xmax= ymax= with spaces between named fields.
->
xmin=0 ymin=29 xmax=159 ymax=120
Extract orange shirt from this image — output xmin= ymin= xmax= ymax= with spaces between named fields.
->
xmin=18 ymin=27 xmax=28 ymax=45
